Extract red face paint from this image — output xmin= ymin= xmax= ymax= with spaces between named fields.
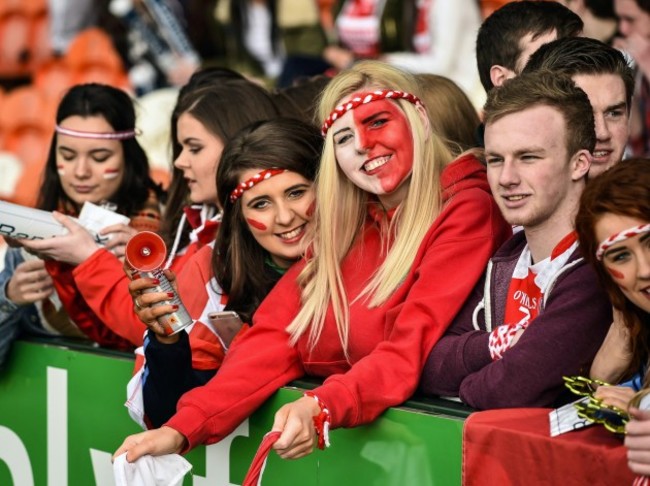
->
xmin=607 ymin=268 xmax=625 ymax=280
xmin=103 ymin=168 xmax=120 ymax=180
xmin=606 ymin=266 xmax=626 ymax=281
xmin=353 ymin=99 xmax=414 ymax=193
xmin=306 ymin=200 xmax=316 ymax=218
xmin=247 ymin=218 xmax=267 ymax=231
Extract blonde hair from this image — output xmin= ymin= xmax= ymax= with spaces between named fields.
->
xmin=286 ymin=61 xmax=452 ymax=356
xmin=415 ymin=74 xmax=481 ymax=159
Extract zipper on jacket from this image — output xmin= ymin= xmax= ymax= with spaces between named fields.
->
xmin=472 ymin=260 xmax=493 ymax=331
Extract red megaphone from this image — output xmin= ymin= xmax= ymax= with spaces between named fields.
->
xmin=125 ymin=231 xmax=166 ymax=271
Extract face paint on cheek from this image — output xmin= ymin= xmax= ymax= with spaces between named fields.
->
xmin=103 ymin=168 xmax=121 ymax=180
xmin=306 ymin=200 xmax=316 ymax=218
xmin=57 ymin=165 xmax=65 ymax=176
xmin=246 ymin=218 xmax=267 ymax=231
xmin=353 ymin=100 xmax=414 ymax=193
xmin=605 ymin=266 xmax=627 ymax=283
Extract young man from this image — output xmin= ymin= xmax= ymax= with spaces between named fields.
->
xmin=523 ymin=36 xmax=634 ymax=176
xmin=614 ymin=0 xmax=650 ymax=156
xmin=420 ymin=72 xmax=612 ymax=410
xmin=476 ymin=0 xmax=583 ymax=93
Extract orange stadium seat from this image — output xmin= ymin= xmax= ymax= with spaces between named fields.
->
xmin=65 ymin=28 xmax=131 ymax=91
xmin=0 ymin=86 xmax=54 ymax=206
xmin=28 ymin=8 xmax=52 ymax=68
xmin=0 ymin=88 xmax=52 ymax=206
xmin=480 ymin=0 xmax=516 ymax=18
xmin=0 ymin=0 xmax=51 ymax=77
xmin=0 ymin=11 xmax=32 ymax=77
xmin=21 ymin=0 xmax=47 ymax=17
xmin=33 ymin=59 xmax=75 ymax=105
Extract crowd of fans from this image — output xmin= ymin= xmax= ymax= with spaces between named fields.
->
xmin=0 ymin=0 xmax=650 ymax=482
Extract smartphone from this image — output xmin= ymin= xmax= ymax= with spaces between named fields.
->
xmin=207 ymin=311 xmax=244 ymax=349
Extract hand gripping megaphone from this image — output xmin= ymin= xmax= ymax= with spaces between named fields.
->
xmin=125 ymin=231 xmax=192 ymax=335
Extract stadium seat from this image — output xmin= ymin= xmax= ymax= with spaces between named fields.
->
xmin=33 ymin=59 xmax=75 ymax=105
xmin=28 ymin=8 xmax=52 ymax=69
xmin=0 ymin=0 xmax=51 ymax=77
xmin=0 ymin=9 xmax=32 ymax=77
xmin=0 ymin=86 xmax=53 ymax=206
xmin=65 ymin=28 xmax=131 ymax=91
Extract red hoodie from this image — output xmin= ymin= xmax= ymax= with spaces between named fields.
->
xmin=47 ymin=205 xmax=219 ymax=347
xmin=165 ymin=153 xmax=512 ymax=450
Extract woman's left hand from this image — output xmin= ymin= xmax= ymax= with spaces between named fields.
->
xmin=20 ymin=212 xmax=100 ymax=265
xmin=100 ymin=223 xmax=137 ymax=260
xmin=590 ymin=308 xmax=632 ymax=384
xmin=271 ymin=396 xmax=321 ymax=459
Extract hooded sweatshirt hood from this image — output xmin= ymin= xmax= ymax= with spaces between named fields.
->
xmin=441 ymin=152 xmax=491 ymax=203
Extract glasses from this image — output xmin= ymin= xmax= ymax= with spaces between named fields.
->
xmin=563 ymin=376 xmax=629 ymax=434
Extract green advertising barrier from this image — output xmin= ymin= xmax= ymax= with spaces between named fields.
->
xmin=0 ymin=340 xmax=467 ymax=486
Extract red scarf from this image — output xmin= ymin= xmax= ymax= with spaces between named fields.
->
xmin=489 ymin=232 xmax=578 ymax=361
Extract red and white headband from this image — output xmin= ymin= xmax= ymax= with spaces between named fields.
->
xmin=55 ymin=124 xmax=139 ymax=140
xmin=321 ymin=89 xmax=423 ymax=136
xmin=229 ymin=168 xmax=287 ymax=203
xmin=596 ymin=223 xmax=650 ymax=260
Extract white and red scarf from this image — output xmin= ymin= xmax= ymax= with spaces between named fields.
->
xmin=489 ymin=232 xmax=579 ymax=361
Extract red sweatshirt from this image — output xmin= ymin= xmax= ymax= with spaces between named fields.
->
xmin=47 ymin=207 xmax=219 ymax=348
xmin=165 ymin=153 xmax=512 ymax=450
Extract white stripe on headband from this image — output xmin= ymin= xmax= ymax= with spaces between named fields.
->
xmin=596 ymin=223 xmax=650 ymax=260
xmin=321 ymin=89 xmax=423 ymax=136
xmin=229 ymin=168 xmax=287 ymax=203
xmin=55 ymin=124 xmax=139 ymax=140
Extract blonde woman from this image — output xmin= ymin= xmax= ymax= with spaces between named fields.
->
xmin=114 ymin=60 xmax=510 ymax=462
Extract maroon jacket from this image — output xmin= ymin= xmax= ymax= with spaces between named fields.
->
xmin=420 ymin=230 xmax=612 ymax=410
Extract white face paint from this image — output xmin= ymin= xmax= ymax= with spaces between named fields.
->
xmin=331 ymin=96 xmax=415 ymax=209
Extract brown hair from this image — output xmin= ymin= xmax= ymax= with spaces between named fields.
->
xmin=477 ymin=0 xmax=583 ymax=91
xmin=214 ymin=118 xmax=322 ymax=323
xmin=575 ymin=158 xmax=650 ymax=377
xmin=523 ymin=36 xmax=635 ymax=109
xmin=159 ymin=78 xmax=279 ymax=250
xmin=484 ymin=71 xmax=596 ymax=157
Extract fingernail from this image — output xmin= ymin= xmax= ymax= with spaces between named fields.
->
xmin=172 ymin=305 xmax=179 ymax=310
xmin=167 ymin=292 xmax=175 ymax=298
xmin=152 ymin=278 xmax=160 ymax=285
xmin=132 ymin=274 xmax=141 ymax=280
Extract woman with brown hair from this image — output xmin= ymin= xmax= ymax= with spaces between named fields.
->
xmin=574 ymin=157 xmax=650 ymax=477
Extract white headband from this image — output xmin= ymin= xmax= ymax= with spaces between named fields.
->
xmin=55 ymin=124 xmax=139 ymax=140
